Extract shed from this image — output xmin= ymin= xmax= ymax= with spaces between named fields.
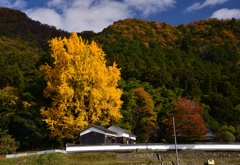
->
xmin=80 ymin=125 xmax=117 ymax=145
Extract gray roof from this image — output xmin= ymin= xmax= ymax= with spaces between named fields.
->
xmin=108 ymin=125 xmax=136 ymax=137
xmin=83 ymin=125 xmax=117 ymax=135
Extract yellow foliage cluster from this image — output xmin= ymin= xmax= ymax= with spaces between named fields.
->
xmin=40 ymin=33 xmax=122 ymax=141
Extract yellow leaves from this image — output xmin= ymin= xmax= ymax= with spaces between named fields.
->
xmin=0 ymin=86 xmax=19 ymax=101
xmin=40 ymin=32 xmax=123 ymax=141
xmin=22 ymin=101 xmax=33 ymax=109
xmin=58 ymin=84 xmax=74 ymax=102
xmin=0 ymin=86 xmax=35 ymax=111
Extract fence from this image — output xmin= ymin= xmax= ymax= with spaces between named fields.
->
xmin=66 ymin=143 xmax=240 ymax=153
xmin=1 ymin=149 xmax=66 ymax=159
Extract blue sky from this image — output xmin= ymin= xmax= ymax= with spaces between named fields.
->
xmin=1 ymin=0 xmax=240 ymax=33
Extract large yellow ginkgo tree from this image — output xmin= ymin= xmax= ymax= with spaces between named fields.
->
xmin=40 ymin=32 xmax=122 ymax=142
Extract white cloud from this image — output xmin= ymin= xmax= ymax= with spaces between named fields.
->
xmin=185 ymin=0 xmax=229 ymax=13
xmin=25 ymin=8 xmax=63 ymax=28
xmin=211 ymin=8 xmax=240 ymax=19
xmin=62 ymin=1 xmax=130 ymax=32
xmin=22 ymin=0 xmax=176 ymax=33
xmin=0 ymin=0 xmax=27 ymax=9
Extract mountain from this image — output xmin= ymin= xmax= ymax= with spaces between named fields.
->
xmin=1 ymin=7 xmax=240 ymax=150
xmin=0 ymin=7 xmax=69 ymax=50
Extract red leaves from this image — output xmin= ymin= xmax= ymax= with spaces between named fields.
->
xmin=166 ymin=97 xmax=207 ymax=142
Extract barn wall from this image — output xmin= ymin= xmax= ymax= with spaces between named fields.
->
xmin=80 ymin=131 xmax=105 ymax=145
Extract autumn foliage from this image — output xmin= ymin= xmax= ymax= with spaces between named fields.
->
xmin=132 ymin=87 xmax=157 ymax=143
xmin=40 ymin=33 xmax=122 ymax=141
xmin=2 ymin=8 xmax=240 ymax=149
xmin=165 ymin=98 xmax=207 ymax=142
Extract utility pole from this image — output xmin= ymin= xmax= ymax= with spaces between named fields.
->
xmin=173 ymin=117 xmax=179 ymax=165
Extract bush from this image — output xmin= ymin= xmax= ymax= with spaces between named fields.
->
xmin=221 ymin=131 xmax=235 ymax=142
xmin=36 ymin=153 xmax=64 ymax=165
xmin=0 ymin=134 xmax=20 ymax=154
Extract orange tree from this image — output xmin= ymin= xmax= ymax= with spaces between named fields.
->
xmin=132 ymin=87 xmax=158 ymax=143
xmin=165 ymin=97 xmax=207 ymax=142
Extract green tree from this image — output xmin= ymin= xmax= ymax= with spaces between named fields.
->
xmin=201 ymin=104 xmax=220 ymax=132
xmin=8 ymin=106 xmax=48 ymax=150
xmin=203 ymin=93 xmax=234 ymax=124
xmin=40 ymin=33 xmax=123 ymax=142
xmin=221 ymin=131 xmax=235 ymax=142
xmin=0 ymin=87 xmax=19 ymax=134
xmin=0 ymin=134 xmax=19 ymax=154
xmin=0 ymin=86 xmax=46 ymax=150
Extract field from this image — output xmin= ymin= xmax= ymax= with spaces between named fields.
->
xmin=1 ymin=152 xmax=133 ymax=165
xmin=0 ymin=150 xmax=240 ymax=165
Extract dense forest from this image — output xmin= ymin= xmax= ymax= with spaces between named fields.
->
xmin=1 ymin=7 xmax=240 ymax=152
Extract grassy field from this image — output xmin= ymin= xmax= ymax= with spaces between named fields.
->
xmin=1 ymin=151 xmax=240 ymax=165
xmin=0 ymin=152 xmax=154 ymax=165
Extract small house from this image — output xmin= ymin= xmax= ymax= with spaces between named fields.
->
xmin=80 ymin=125 xmax=117 ymax=145
xmin=108 ymin=125 xmax=136 ymax=144
xmin=80 ymin=125 xmax=136 ymax=145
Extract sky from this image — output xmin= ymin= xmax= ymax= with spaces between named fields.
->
xmin=1 ymin=0 xmax=240 ymax=33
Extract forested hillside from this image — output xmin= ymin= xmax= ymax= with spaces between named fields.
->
xmin=1 ymin=8 xmax=240 ymax=152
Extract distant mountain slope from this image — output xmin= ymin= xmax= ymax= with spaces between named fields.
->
xmin=96 ymin=17 xmax=240 ymax=53
xmin=0 ymin=7 xmax=69 ymax=50
xmin=95 ymin=18 xmax=177 ymax=47
xmin=93 ymin=18 xmax=240 ymax=88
